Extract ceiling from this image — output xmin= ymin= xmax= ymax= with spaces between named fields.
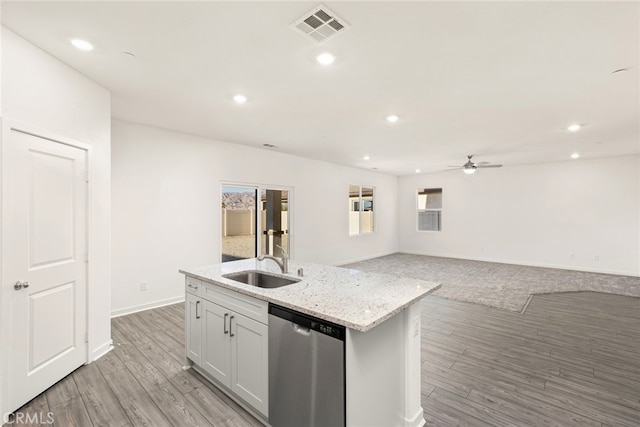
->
xmin=2 ymin=1 xmax=638 ymax=175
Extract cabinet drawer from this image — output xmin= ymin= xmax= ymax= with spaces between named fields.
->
xmin=202 ymin=283 xmax=268 ymax=325
xmin=186 ymin=277 xmax=202 ymax=296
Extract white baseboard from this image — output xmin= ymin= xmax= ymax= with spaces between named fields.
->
xmin=399 ymin=251 xmax=640 ymax=277
xmin=405 ymin=408 xmax=426 ymax=427
xmin=91 ymin=339 xmax=113 ymax=362
xmin=111 ymin=295 xmax=185 ymax=318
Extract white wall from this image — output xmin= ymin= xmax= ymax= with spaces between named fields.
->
xmin=0 ymin=26 xmax=112 ymax=371
xmin=111 ymin=120 xmax=398 ymax=315
xmin=398 ymin=155 xmax=640 ymax=276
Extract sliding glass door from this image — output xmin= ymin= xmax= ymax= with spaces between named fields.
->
xmin=221 ymin=185 xmax=290 ymax=262
xmin=260 ymin=189 xmax=289 ymax=258
xmin=221 ymin=186 xmax=257 ymax=262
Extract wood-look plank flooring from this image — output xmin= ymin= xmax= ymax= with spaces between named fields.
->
xmin=6 ymin=291 xmax=640 ymax=427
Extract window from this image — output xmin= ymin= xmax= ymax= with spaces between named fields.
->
xmin=418 ymin=188 xmax=442 ymax=231
xmin=349 ymin=185 xmax=374 ymax=235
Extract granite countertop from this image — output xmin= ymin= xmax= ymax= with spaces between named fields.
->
xmin=179 ymin=259 xmax=440 ymax=332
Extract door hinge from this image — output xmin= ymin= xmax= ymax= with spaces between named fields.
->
xmin=85 ymin=254 xmax=89 ymax=263
xmin=85 ymin=171 xmax=89 ymax=183
xmin=84 ymin=334 xmax=88 ymax=343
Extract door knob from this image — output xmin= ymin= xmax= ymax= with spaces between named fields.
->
xmin=14 ymin=281 xmax=29 ymax=290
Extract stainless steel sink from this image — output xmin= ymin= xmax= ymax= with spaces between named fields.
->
xmin=223 ymin=271 xmax=300 ymax=289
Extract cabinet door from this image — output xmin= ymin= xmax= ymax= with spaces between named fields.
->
xmin=230 ymin=313 xmax=269 ymax=416
xmin=185 ymin=293 xmax=202 ymax=365
xmin=202 ymin=300 xmax=231 ymax=387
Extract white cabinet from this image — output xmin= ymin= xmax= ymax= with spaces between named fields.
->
xmin=185 ymin=277 xmax=269 ymax=417
xmin=185 ymin=292 xmax=202 ymax=365
xmin=201 ymin=299 xmax=231 ymax=385
xmin=228 ymin=310 xmax=268 ymax=413
xmin=185 ymin=278 xmax=202 ymax=365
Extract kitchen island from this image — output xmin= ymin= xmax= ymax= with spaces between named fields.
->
xmin=180 ymin=259 xmax=440 ymax=427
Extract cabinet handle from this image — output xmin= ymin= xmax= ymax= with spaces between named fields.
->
xmin=195 ymin=300 xmax=200 ymax=319
xmin=15 ymin=281 xmax=31 ymax=290
xmin=229 ymin=315 xmax=235 ymax=337
xmin=223 ymin=313 xmax=229 ymax=334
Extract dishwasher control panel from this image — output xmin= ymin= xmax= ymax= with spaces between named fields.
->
xmin=312 ymin=321 xmax=343 ymax=340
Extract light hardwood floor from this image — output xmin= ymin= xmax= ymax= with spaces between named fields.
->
xmin=7 ymin=291 xmax=640 ymax=426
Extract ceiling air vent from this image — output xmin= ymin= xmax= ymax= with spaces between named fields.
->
xmin=292 ymin=5 xmax=350 ymax=44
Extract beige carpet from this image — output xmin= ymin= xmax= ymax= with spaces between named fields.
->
xmin=343 ymin=253 xmax=640 ymax=312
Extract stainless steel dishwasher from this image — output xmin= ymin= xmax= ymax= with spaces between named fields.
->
xmin=268 ymin=304 xmax=345 ymax=427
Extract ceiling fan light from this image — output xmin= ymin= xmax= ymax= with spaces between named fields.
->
xmin=463 ymin=166 xmax=476 ymax=175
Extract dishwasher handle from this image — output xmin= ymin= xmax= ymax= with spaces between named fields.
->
xmin=292 ymin=323 xmax=311 ymax=336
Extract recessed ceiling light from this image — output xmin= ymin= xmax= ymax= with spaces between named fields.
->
xmin=386 ymin=115 xmax=399 ymax=123
xmin=612 ymin=68 xmax=629 ymax=74
xmin=571 ymin=152 xmax=580 ymax=159
xmin=121 ymin=51 xmax=136 ymax=59
xmin=70 ymin=38 xmax=94 ymax=52
xmin=263 ymin=143 xmax=277 ymax=148
xmin=567 ymin=124 xmax=581 ymax=132
xmin=233 ymin=94 xmax=247 ymax=104
xmin=316 ymin=52 xmax=335 ymax=66
xmin=415 ymin=169 xmax=421 ymax=173
xmin=363 ymin=155 xmax=371 ymax=160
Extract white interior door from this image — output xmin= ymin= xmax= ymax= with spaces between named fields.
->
xmin=2 ymin=126 xmax=88 ymax=413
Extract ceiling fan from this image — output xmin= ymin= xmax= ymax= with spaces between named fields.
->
xmin=447 ymin=155 xmax=503 ymax=175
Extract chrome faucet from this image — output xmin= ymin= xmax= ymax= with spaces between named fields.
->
xmin=258 ymin=245 xmax=289 ymax=274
